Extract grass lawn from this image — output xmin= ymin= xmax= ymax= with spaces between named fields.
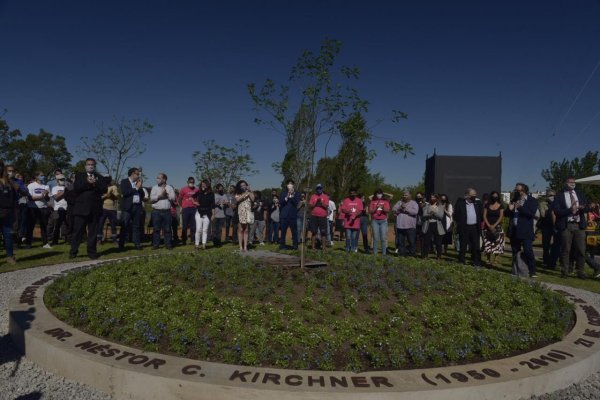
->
xmin=2 ymin=238 xmax=599 ymax=293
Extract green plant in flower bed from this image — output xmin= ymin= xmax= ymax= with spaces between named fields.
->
xmin=44 ymin=249 xmax=574 ymax=372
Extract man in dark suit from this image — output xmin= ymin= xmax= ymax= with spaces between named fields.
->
xmin=69 ymin=158 xmax=108 ymax=259
xmin=279 ymin=179 xmax=301 ymax=250
xmin=454 ymin=187 xmax=483 ymax=267
xmin=119 ymin=167 xmax=145 ymax=250
xmin=505 ymin=183 xmax=539 ymax=277
xmin=553 ymin=176 xmax=590 ymax=279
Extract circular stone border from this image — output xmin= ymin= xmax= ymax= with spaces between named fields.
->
xmin=8 ymin=260 xmax=600 ymax=400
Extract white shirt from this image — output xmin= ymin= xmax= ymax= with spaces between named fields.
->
xmin=129 ymin=178 xmax=140 ymax=204
xmin=51 ymin=186 xmax=68 ymax=211
xmin=564 ymin=191 xmax=580 ymax=222
xmin=327 ymin=200 xmax=336 ymax=222
xmin=150 ymin=184 xmax=176 ymax=210
xmin=465 ymin=201 xmax=477 ymax=225
xmin=27 ymin=182 xmax=49 ymax=208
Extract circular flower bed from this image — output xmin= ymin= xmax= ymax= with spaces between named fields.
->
xmin=44 ymin=250 xmax=574 ymax=372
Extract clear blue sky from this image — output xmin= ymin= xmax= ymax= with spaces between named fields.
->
xmin=2 ymin=0 xmax=599 ymax=192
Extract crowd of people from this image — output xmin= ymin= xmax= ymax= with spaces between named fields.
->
xmin=0 ymin=160 xmax=598 ymax=279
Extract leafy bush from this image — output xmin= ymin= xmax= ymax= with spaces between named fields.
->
xmin=44 ymin=249 xmax=574 ymax=371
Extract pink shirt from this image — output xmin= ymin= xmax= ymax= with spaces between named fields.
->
xmin=309 ymin=193 xmax=330 ymax=218
xmin=369 ymin=199 xmax=390 ymax=220
xmin=341 ymin=197 xmax=363 ymax=229
xmin=178 ymin=186 xmax=200 ymax=209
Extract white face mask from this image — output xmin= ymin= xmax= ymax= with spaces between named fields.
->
xmin=188 ymin=183 xmax=195 ymax=188
xmin=548 ymin=196 xmax=555 ymax=202
xmin=567 ymin=182 xmax=576 ymax=190
xmin=287 ymin=184 xmax=294 ymax=191
xmin=376 ymin=193 xmax=383 ymax=199
xmin=85 ymin=165 xmax=95 ymax=173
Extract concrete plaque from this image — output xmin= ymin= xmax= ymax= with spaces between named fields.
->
xmin=8 ymin=262 xmax=600 ymax=399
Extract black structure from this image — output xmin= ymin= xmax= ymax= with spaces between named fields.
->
xmin=424 ymin=153 xmax=502 ymax=204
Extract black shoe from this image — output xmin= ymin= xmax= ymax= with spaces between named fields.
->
xmin=69 ymin=254 xmax=77 ymax=259
xmin=117 ymin=246 xmax=125 ymax=252
xmin=560 ymin=272 xmax=568 ymax=278
xmin=166 ymin=247 xmax=173 ymax=250
xmin=152 ymin=246 xmax=159 ymax=250
xmin=89 ymin=254 xmax=99 ymax=260
xmin=135 ymin=246 xmax=143 ymax=250
xmin=577 ymin=274 xmax=587 ymax=280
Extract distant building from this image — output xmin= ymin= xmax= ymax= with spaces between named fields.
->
xmin=424 ymin=153 xmax=502 ymax=204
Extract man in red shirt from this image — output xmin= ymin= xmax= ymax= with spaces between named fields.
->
xmin=308 ymin=183 xmax=330 ymax=250
xmin=177 ymin=177 xmax=199 ymax=246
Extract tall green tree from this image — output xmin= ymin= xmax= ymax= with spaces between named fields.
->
xmin=192 ymin=139 xmax=258 ymax=189
xmin=78 ymin=117 xmax=153 ymax=181
xmin=2 ymin=122 xmax=72 ymax=179
xmin=541 ymin=150 xmax=600 ymax=200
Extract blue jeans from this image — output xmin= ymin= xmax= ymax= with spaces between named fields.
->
xmin=396 ymin=227 xmax=416 ymax=256
xmin=181 ymin=207 xmax=196 ymax=245
xmin=1 ymin=212 xmax=15 ymax=257
xmin=345 ymin=228 xmax=359 ymax=252
xmin=371 ymin=219 xmax=388 ymax=255
xmin=152 ymin=210 xmax=172 ymax=248
xmin=119 ymin=205 xmax=143 ymax=248
xmin=297 ymin=215 xmax=305 ymax=242
xmin=269 ymin=221 xmax=280 ymax=244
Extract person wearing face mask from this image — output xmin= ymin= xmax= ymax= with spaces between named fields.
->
xmin=308 ymin=184 xmax=330 ymax=250
xmin=482 ymin=190 xmax=505 ymax=267
xmin=49 ymin=174 xmax=69 ymax=246
xmin=193 ymin=179 xmax=215 ymax=250
xmin=553 ymin=176 xmax=590 ymax=279
xmin=0 ymin=160 xmax=18 ymax=264
xmin=25 ymin=171 xmax=51 ymax=249
xmin=5 ymin=165 xmax=28 ymax=244
xmin=279 ymin=180 xmax=301 ymax=250
xmin=392 ymin=191 xmax=419 ymax=256
xmin=438 ymin=194 xmax=454 ymax=254
xmin=119 ymin=167 xmax=145 ymax=251
xmin=212 ymin=183 xmax=228 ymax=246
xmin=70 ymin=158 xmax=109 ymax=259
xmin=150 ymin=173 xmax=176 ymax=250
xmin=538 ymin=189 xmax=560 ymax=270
xmin=177 ymin=177 xmax=199 ymax=246
xmin=414 ymin=192 xmax=426 ymax=256
xmin=505 ymin=183 xmax=538 ymax=277
xmin=453 ymin=187 xmax=483 ymax=267
xmin=341 ymin=187 xmax=363 ymax=253
xmin=368 ymin=189 xmax=391 ymax=255
xmin=97 ymin=177 xmax=119 ymax=245
xmin=234 ymin=180 xmax=255 ymax=252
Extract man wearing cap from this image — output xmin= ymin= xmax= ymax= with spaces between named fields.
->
xmin=538 ymin=189 xmax=560 ymax=269
xmin=308 ymin=184 xmax=329 ymax=250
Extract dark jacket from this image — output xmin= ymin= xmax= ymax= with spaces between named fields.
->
xmin=195 ymin=190 xmax=215 ymax=217
xmin=553 ymin=190 xmax=589 ymax=231
xmin=505 ymin=195 xmax=538 ymax=240
xmin=453 ymin=197 xmax=483 ymax=232
xmin=279 ymin=191 xmax=301 ymax=220
xmin=72 ymin=172 xmax=108 ymax=216
xmin=120 ymin=178 xmax=145 ymax=211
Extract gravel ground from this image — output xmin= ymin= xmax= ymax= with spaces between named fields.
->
xmin=0 ymin=261 xmax=599 ymax=400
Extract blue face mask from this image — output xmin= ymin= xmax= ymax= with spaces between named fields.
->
xmin=39 ymin=176 xmax=46 ymax=184
xmin=316 ymin=188 xmax=323 ymax=194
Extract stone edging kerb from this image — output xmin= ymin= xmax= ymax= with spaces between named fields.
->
xmin=8 ymin=260 xmax=600 ymax=399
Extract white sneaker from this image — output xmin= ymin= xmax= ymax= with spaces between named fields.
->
xmin=43 ymin=244 xmax=52 ymax=249
xmin=259 ymin=242 xmax=265 ymax=246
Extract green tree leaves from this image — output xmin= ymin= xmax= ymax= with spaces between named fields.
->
xmin=192 ymin=139 xmax=258 ymax=188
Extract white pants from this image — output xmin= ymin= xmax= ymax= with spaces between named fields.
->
xmin=195 ymin=213 xmax=210 ymax=245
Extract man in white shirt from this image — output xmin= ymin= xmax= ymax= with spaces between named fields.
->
xmin=50 ymin=174 xmax=68 ymax=246
xmin=150 ymin=172 xmax=176 ymax=249
xmin=26 ymin=172 xmax=51 ymax=249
